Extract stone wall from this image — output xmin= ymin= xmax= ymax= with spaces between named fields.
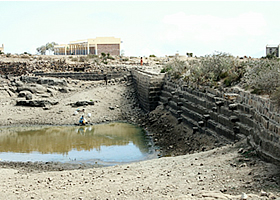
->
xmin=131 ymin=69 xmax=280 ymax=164
xmin=33 ymin=71 xmax=130 ymax=82
xmin=159 ymin=77 xmax=280 ymax=165
xmin=131 ymin=69 xmax=164 ymax=112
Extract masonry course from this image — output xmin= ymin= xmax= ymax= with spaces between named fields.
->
xmin=132 ymin=69 xmax=280 ymax=165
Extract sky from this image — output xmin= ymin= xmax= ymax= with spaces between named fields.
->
xmin=1 ymin=1 xmax=280 ymax=58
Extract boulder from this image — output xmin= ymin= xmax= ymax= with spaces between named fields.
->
xmin=37 ymin=77 xmax=67 ymax=86
xmin=17 ymin=84 xmax=47 ymax=94
xmin=70 ymin=101 xmax=95 ymax=107
xmin=26 ymin=93 xmax=32 ymax=100
xmin=58 ymin=87 xmax=69 ymax=93
xmin=16 ymin=100 xmax=58 ymax=107
xmin=18 ymin=90 xmax=33 ymax=100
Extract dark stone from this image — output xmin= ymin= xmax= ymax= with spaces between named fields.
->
xmin=16 ymin=100 xmax=58 ymax=107
xmin=198 ymin=121 xmax=204 ymax=127
xmin=70 ymin=101 xmax=94 ymax=107
xmin=203 ymin=114 xmax=210 ymax=121
xmin=233 ymin=126 xmax=240 ymax=134
xmin=59 ymin=88 xmax=68 ymax=93
xmin=193 ymin=126 xmax=199 ymax=133
xmin=230 ymin=116 xmax=239 ymax=123
xmin=229 ymin=103 xmax=238 ymax=111
xmin=177 ymin=102 xmax=183 ymax=107
xmin=215 ymin=101 xmax=224 ymax=107
xmin=25 ymin=93 xmax=32 ymax=100
xmin=212 ymin=107 xmax=218 ymax=112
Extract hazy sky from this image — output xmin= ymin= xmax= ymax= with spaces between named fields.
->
xmin=1 ymin=1 xmax=280 ymax=57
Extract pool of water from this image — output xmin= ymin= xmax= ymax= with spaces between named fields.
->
xmin=0 ymin=123 xmax=157 ymax=166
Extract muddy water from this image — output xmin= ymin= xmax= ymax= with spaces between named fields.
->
xmin=0 ymin=123 xmax=156 ymax=165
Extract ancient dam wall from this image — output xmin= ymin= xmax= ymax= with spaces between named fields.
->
xmin=131 ymin=69 xmax=164 ymax=112
xmin=132 ymin=69 xmax=280 ymax=165
xmin=33 ymin=71 xmax=128 ymax=82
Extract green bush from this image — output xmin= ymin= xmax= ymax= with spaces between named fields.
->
xmin=242 ymin=59 xmax=280 ymax=95
xmin=163 ymin=57 xmax=188 ymax=79
xmin=149 ymin=54 xmax=156 ymax=57
xmin=160 ymin=67 xmax=172 ymax=73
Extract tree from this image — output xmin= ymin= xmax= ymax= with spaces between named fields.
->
xmin=46 ymin=42 xmax=58 ymax=55
xmin=36 ymin=45 xmax=46 ymax=55
xmin=36 ymin=42 xmax=57 ymax=55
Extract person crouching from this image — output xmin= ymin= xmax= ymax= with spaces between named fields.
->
xmin=79 ymin=115 xmax=87 ymax=125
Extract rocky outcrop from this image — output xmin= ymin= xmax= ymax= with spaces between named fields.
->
xmin=16 ymin=100 xmax=58 ymax=107
xmin=69 ymin=101 xmax=95 ymax=107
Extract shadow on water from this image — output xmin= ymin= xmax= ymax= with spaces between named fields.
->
xmin=0 ymin=123 xmax=157 ymax=166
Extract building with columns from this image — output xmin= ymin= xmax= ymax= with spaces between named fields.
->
xmin=54 ymin=37 xmax=121 ymax=56
xmin=0 ymin=44 xmax=4 ymax=53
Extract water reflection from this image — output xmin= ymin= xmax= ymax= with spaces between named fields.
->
xmin=0 ymin=123 xmax=155 ymax=164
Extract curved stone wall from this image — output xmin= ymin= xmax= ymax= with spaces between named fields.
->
xmin=132 ymin=69 xmax=280 ymax=165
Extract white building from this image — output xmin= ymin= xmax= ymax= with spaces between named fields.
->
xmin=266 ymin=44 xmax=280 ymax=57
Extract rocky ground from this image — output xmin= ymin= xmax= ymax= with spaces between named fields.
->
xmin=0 ymin=57 xmax=279 ymax=199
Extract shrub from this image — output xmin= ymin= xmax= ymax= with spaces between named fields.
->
xmin=149 ymin=54 xmax=156 ymax=57
xmin=101 ymin=52 xmax=106 ymax=58
xmin=242 ymin=59 xmax=280 ymax=95
xmin=163 ymin=57 xmax=188 ymax=79
xmin=186 ymin=52 xmax=242 ymax=86
xmin=160 ymin=67 xmax=172 ymax=73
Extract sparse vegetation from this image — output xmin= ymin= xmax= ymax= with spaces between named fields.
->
xmin=149 ymin=54 xmax=156 ymax=57
xmin=36 ymin=42 xmax=57 ymax=55
xmin=242 ymin=59 xmax=280 ymax=95
xmin=186 ymin=52 xmax=193 ymax=57
xmin=162 ymin=57 xmax=189 ymax=79
xmin=163 ymin=51 xmax=280 ymax=108
xmin=100 ymin=52 xmax=114 ymax=64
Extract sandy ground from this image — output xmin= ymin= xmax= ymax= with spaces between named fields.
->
xmin=0 ymin=76 xmax=279 ymax=199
